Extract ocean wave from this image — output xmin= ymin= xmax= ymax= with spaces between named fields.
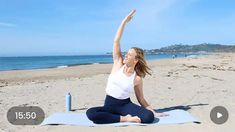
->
xmin=186 ymin=55 xmax=197 ymax=58
xmin=56 ymin=65 xmax=68 ymax=68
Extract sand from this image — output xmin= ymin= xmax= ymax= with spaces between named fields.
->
xmin=0 ymin=53 xmax=234 ymax=132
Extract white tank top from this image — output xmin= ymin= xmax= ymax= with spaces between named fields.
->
xmin=106 ymin=64 xmax=136 ymax=99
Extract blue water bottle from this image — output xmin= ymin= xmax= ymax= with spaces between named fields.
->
xmin=66 ymin=92 xmax=71 ymax=112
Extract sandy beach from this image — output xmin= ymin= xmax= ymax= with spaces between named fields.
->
xmin=0 ymin=53 xmax=234 ymax=132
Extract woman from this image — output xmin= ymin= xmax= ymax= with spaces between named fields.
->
xmin=86 ymin=9 xmax=168 ymax=124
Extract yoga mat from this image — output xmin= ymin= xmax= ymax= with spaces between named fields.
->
xmin=41 ymin=109 xmax=199 ymax=126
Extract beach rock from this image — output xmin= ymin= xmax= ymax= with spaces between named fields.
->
xmin=187 ymin=65 xmax=198 ymax=68
xmin=182 ymin=64 xmax=198 ymax=68
xmin=193 ymin=75 xmax=200 ymax=78
xmin=210 ymin=77 xmax=223 ymax=81
xmin=166 ymin=71 xmax=173 ymax=77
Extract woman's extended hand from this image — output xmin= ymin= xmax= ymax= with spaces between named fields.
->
xmin=123 ymin=9 xmax=136 ymax=23
xmin=154 ymin=112 xmax=169 ymax=117
xmin=146 ymin=106 xmax=169 ymax=117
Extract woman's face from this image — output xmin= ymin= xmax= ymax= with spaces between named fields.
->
xmin=123 ymin=49 xmax=138 ymax=66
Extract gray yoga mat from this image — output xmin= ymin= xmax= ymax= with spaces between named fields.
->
xmin=41 ymin=109 xmax=199 ymax=126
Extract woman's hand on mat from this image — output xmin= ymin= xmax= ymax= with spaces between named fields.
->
xmin=146 ymin=105 xmax=169 ymax=117
xmin=123 ymin=9 xmax=136 ymax=23
xmin=154 ymin=112 xmax=169 ymax=117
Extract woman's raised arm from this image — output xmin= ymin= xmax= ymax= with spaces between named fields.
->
xmin=112 ymin=10 xmax=136 ymax=67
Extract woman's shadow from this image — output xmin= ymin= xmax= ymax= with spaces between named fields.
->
xmin=154 ymin=103 xmax=208 ymax=112
xmin=153 ymin=103 xmax=208 ymax=124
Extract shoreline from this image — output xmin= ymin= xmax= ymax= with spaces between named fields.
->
xmin=0 ymin=52 xmax=227 ymax=89
xmin=0 ymin=56 xmax=195 ymax=81
xmin=0 ymin=53 xmax=223 ymax=85
xmin=0 ymin=52 xmax=210 ymax=72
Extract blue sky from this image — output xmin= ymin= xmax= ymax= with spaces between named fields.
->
xmin=0 ymin=0 xmax=235 ymax=56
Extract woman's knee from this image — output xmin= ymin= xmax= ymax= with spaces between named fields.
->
xmin=141 ymin=110 xmax=154 ymax=123
xmin=86 ymin=107 xmax=98 ymax=121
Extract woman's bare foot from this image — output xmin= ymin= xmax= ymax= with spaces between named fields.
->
xmin=120 ymin=114 xmax=141 ymax=123
xmin=154 ymin=112 xmax=169 ymax=117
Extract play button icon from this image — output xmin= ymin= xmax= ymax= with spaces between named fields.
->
xmin=217 ymin=112 xmax=222 ymax=118
xmin=210 ymin=106 xmax=228 ymax=124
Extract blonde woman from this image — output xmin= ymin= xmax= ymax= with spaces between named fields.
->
xmin=86 ymin=10 xmax=168 ymax=124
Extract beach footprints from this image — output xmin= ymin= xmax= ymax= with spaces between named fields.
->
xmin=181 ymin=63 xmax=235 ymax=72
xmin=202 ymin=64 xmax=235 ymax=71
xmin=228 ymin=67 xmax=235 ymax=71
xmin=165 ymin=63 xmax=228 ymax=82
xmin=166 ymin=71 xmax=180 ymax=78
xmin=0 ymin=81 xmax=8 ymax=88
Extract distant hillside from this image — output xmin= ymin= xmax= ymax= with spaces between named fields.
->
xmin=152 ymin=43 xmax=235 ymax=53
xmin=106 ymin=43 xmax=235 ymax=54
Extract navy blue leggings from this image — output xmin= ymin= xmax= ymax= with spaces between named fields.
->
xmin=86 ymin=95 xmax=154 ymax=124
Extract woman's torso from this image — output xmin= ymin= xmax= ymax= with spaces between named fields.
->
xmin=105 ymin=64 xmax=136 ymax=100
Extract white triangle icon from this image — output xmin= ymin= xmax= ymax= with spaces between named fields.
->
xmin=217 ymin=112 xmax=222 ymax=118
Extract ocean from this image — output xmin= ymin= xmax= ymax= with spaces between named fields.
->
xmin=0 ymin=53 xmax=207 ymax=71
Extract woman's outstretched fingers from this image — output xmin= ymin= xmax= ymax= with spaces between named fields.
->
xmin=123 ymin=9 xmax=136 ymax=23
xmin=154 ymin=112 xmax=169 ymax=117
xmin=129 ymin=9 xmax=136 ymax=16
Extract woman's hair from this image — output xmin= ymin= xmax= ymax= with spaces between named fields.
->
xmin=131 ymin=47 xmax=152 ymax=78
